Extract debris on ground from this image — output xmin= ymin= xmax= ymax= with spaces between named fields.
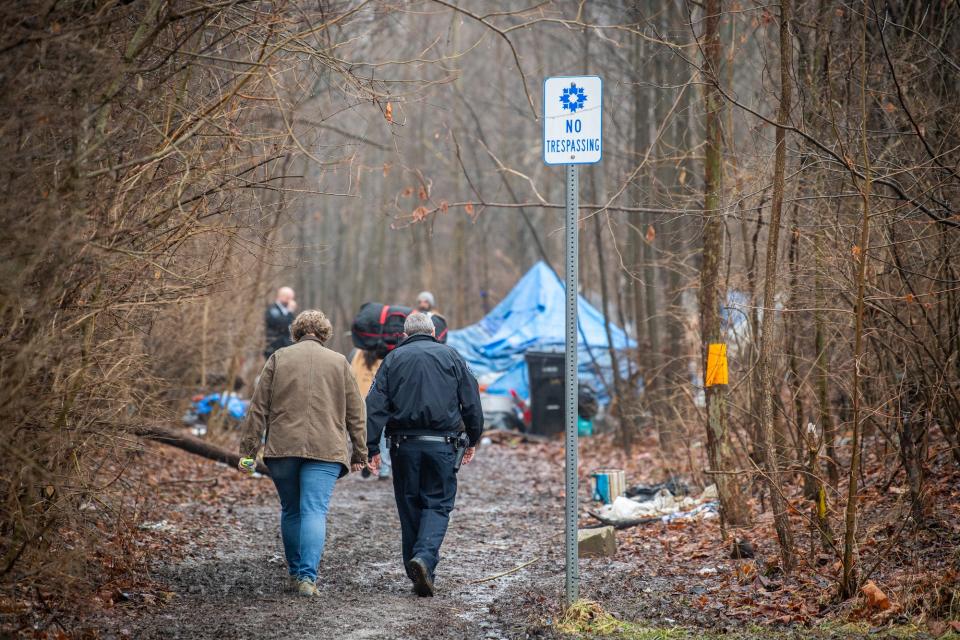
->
xmin=588 ymin=485 xmax=719 ymax=528
xmin=578 ymin=526 xmax=617 ymax=558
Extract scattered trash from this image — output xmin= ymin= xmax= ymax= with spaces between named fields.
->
xmin=183 ymin=391 xmax=249 ymax=436
xmin=660 ymin=501 xmax=719 ymax=522
xmin=589 ymin=485 xmax=719 ymax=528
xmin=699 ymin=484 xmax=718 ymax=500
xmin=481 ymin=393 xmax=525 ymax=431
xmin=591 ymin=469 xmax=626 ymax=504
xmin=698 ymin=566 xmax=718 ymax=576
xmin=577 ymin=416 xmax=594 ymax=437
xmin=480 ymin=436 xmax=493 ymax=447
xmin=625 ymin=477 xmax=690 ymax=500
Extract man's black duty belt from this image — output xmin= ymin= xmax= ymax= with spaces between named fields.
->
xmin=391 ymin=434 xmax=458 ymax=443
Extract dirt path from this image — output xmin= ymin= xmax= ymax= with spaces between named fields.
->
xmin=100 ymin=445 xmax=569 ymax=639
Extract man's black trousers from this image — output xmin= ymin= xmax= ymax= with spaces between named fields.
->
xmin=390 ymin=437 xmax=458 ymax=580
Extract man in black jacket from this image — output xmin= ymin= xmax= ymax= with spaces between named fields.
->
xmin=263 ymin=286 xmax=296 ymax=359
xmin=366 ymin=311 xmax=483 ymax=597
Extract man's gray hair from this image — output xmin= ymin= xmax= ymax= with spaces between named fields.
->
xmin=404 ymin=311 xmax=435 ymax=337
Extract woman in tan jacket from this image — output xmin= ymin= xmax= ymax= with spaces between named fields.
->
xmin=239 ymin=310 xmax=367 ymax=597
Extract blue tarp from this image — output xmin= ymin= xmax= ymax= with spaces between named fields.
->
xmin=194 ymin=392 xmax=249 ymax=420
xmin=447 ymin=261 xmax=635 ymax=403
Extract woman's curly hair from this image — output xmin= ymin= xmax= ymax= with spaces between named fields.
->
xmin=290 ymin=309 xmax=333 ymax=343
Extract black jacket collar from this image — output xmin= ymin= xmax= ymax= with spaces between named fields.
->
xmin=399 ymin=333 xmax=437 ymax=347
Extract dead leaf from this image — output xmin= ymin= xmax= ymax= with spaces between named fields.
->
xmin=861 ymin=580 xmax=891 ymax=611
xmin=412 ymin=206 xmax=429 ymax=222
xmin=927 ymin=620 xmax=947 ymax=636
xmin=438 ymin=201 xmax=449 ymax=214
xmin=418 ymin=185 xmax=428 ymax=201
xmin=401 ymin=186 xmax=413 ymax=197
xmin=852 ymin=245 xmax=861 ymax=257
xmin=464 ymin=203 xmax=474 ymax=215
xmin=382 ymin=163 xmax=391 ymax=177
xmin=645 ymin=225 xmax=656 ymax=243
xmin=883 ymin=102 xmax=896 ymax=113
xmin=384 ymin=102 xmax=393 ymax=123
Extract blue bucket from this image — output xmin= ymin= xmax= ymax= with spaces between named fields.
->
xmin=591 ymin=468 xmax=625 ymax=504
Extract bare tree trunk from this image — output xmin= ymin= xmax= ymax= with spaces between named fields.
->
xmin=700 ymin=0 xmax=751 ymax=529
xmin=840 ymin=6 xmax=872 ymax=599
xmin=630 ymin=1 xmax=649 ymax=382
xmin=815 ymin=225 xmax=839 ymax=485
xmin=787 ymin=219 xmax=813 ymax=499
xmin=756 ymin=0 xmax=796 ymax=572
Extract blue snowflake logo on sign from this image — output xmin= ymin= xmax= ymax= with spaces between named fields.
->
xmin=560 ymin=82 xmax=587 ymax=113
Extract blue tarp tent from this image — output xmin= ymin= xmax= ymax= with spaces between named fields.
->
xmin=447 ymin=261 xmax=635 ymax=403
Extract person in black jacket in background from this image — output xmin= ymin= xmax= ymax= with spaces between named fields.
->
xmin=264 ymin=286 xmax=296 ymax=359
xmin=366 ymin=311 xmax=483 ymax=597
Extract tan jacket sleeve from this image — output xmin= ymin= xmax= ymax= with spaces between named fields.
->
xmin=343 ymin=359 xmax=368 ymax=466
xmin=239 ymin=355 xmax=275 ymax=459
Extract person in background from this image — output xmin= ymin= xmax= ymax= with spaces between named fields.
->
xmin=365 ymin=312 xmax=483 ymax=597
xmin=240 ymin=310 xmax=367 ymax=597
xmin=415 ymin=291 xmax=436 ymax=316
xmin=264 ymin=286 xmax=297 ymax=359
xmin=349 ymin=348 xmax=391 ymax=480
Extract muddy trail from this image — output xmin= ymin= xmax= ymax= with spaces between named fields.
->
xmin=92 ymin=441 xmax=909 ymax=640
xmin=98 ymin=445 xmax=575 ymax=639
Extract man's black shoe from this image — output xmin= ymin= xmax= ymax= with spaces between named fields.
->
xmin=361 ymin=467 xmax=371 ymax=478
xmin=408 ymin=558 xmax=435 ymax=597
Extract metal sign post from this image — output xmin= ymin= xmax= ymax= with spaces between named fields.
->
xmin=543 ymin=75 xmax=601 ymax=607
xmin=563 ymin=163 xmax=580 ymax=606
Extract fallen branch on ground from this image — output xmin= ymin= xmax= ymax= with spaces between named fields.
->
xmin=469 ymin=557 xmax=539 ymax=584
xmin=133 ymin=424 xmax=271 ymax=476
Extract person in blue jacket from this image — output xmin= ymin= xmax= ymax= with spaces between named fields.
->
xmin=365 ymin=312 xmax=483 ymax=597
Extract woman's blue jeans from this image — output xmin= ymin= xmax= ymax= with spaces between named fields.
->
xmin=264 ymin=457 xmax=341 ymax=582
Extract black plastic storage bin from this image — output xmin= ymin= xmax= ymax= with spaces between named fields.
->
xmin=525 ymin=351 xmax=565 ymax=436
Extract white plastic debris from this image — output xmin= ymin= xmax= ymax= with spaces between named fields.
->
xmin=699 ymin=484 xmax=718 ymax=500
xmin=594 ymin=486 xmax=720 ymax=526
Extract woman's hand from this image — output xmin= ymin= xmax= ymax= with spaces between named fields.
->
xmin=351 ymin=462 xmax=365 ymax=473
xmin=461 ymin=447 xmax=476 ymax=465
xmin=367 ymin=454 xmax=382 ymax=474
